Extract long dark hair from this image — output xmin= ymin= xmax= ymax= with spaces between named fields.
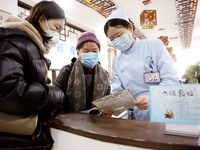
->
xmin=104 ymin=18 xmax=135 ymax=36
xmin=26 ymin=1 xmax=66 ymax=43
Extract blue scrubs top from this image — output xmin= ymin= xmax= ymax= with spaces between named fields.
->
xmin=112 ymin=38 xmax=180 ymax=120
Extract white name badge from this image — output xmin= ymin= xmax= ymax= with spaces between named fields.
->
xmin=144 ymin=71 xmax=160 ymax=83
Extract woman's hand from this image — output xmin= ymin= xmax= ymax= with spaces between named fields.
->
xmin=132 ymin=96 xmax=149 ymax=110
xmin=101 ymin=109 xmax=113 ymax=117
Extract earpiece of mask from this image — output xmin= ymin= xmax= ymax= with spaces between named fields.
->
xmin=81 ymin=52 xmax=99 ymax=68
xmin=44 ymin=17 xmax=60 ymax=50
xmin=111 ymin=33 xmax=133 ymax=51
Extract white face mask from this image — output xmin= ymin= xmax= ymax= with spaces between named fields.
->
xmin=44 ymin=17 xmax=60 ymax=50
xmin=111 ymin=32 xmax=133 ymax=51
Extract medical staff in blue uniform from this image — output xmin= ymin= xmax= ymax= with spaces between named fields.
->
xmin=104 ymin=8 xmax=180 ymax=120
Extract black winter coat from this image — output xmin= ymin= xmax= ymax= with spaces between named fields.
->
xmin=0 ymin=28 xmax=64 ymax=149
xmin=0 ymin=27 xmax=64 ymax=115
xmin=54 ymin=58 xmax=111 ymax=111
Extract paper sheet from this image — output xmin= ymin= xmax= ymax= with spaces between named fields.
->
xmin=92 ymin=88 xmax=136 ymax=116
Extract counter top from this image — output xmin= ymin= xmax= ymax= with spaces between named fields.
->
xmin=48 ymin=113 xmax=200 ymax=150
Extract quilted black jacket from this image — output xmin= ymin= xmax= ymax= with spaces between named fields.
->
xmin=0 ymin=27 xmax=64 ymax=149
xmin=0 ymin=27 xmax=64 ymax=115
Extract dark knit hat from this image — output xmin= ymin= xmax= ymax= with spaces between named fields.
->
xmin=76 ymin=32 xmax=101 ymax=51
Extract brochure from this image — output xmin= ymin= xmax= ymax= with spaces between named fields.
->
xmin=92 ymin=88 xmax=136 ymax=116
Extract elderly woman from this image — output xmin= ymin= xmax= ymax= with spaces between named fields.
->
xmin=55 ymin=32 xmax=111 ymax=114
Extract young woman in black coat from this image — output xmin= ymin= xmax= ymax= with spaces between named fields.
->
xmin=0 ymin=1 xmax=65 ymax=149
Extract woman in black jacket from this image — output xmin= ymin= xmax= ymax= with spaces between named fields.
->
xmin=0 ymin=1 xmax=65 ymax=149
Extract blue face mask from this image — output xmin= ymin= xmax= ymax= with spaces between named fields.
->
xmin=111 ymin=33 xmax=133 ymax=51
xmin=81 ymin=52 xmax=99 ymax=68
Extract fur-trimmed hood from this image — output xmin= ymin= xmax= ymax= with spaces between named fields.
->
xmin=1 ymin=16 xmax=48 ymax=54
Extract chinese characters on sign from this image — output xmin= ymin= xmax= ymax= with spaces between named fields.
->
xmin=150 ymin=84 xmax=200 ymax=124
xmin=57 ymin=43 xmax=63 ymax=53
xmin=70 ymin=46 xmax=76 ymax=55
xmin=162 ymin=89 xmax=194 ymax=97
xmin=56 ymin=42 xmax=76 ymax=56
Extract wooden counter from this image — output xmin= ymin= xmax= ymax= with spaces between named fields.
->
xmin=48 ymin=113 xmax=200 ymax=150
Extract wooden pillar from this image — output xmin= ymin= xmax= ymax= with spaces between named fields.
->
xmin=52 ymin=70 xmax=57 ymax=85
xmin=49 ymin=69 xmax=60 ymax=85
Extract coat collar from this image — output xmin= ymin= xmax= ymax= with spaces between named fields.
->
xmin=1 ymin=16 xmax=48 ymax=54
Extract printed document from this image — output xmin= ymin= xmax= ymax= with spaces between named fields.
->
xmin=92 ymin=88 xmax=136 ymax=116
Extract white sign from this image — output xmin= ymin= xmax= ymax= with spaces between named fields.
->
xmin=150 ymin=84 xmax=200 ymax=125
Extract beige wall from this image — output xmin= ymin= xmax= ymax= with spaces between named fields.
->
xmin=0 ymin=0 xmax=18 ymax=16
